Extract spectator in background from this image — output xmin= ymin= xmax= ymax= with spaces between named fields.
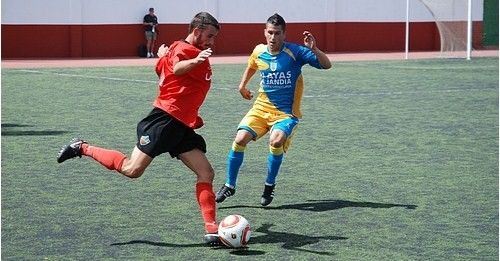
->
xmin=143 ymin=7 xmax=158 ymax=58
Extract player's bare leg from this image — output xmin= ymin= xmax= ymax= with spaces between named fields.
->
xmin=119 ymin=146 xmax=153 ymax=178
xmin=57 ymin=138 xmax=152 ymax=179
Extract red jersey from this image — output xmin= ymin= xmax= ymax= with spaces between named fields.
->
xmin=153 ymin=40 xmax=212 ymax=129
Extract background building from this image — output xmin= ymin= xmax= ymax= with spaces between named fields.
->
xmin=1 ymin=0 xmax=497 ymax=58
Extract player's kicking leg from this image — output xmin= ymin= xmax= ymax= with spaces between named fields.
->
xmin=57 ymin=138 xmax=152 ymax=179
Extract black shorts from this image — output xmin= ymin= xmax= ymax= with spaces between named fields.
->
xmin=136 ymin=107 xmax=206 ymax=158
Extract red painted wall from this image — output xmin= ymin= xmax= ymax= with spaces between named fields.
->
xmin=1 ymin=22 xmax=483 ymax=58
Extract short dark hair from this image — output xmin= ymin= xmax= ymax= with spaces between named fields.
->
xmin=266 ymin=13 xmax=286 ymax=32
xmin=189 ymin=12 xmax=220 ymax=33
xmin=149 ymin=8 xmax=154 ymax=12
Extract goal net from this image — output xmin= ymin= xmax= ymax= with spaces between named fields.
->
xmin=418 ymin=0 xmax=471 ymax=58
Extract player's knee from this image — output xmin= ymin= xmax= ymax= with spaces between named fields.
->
xmin=234 ymin=135 xmax=246 ymax=145
xmin=269 ymin=139 xmax=284 ymax=148
xmin=197 ymin=166 xmax=215 ymax=183
xmin=234 ymin=130 xmax=253 ymax=145
xmin=127 ymin=169 xmax=144 ymax=179
xmin=269 ymin=131 xmax=286 ymax=148
xmin=121 ymin=164 xmax=145 ymax=179
xmin=205 ymin=166 xmax=215 ymax=180
xmin=234 ymin=136 xmax=252 ymax=148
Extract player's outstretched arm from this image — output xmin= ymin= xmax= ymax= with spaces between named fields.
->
xmin=303 ymin=31 xmax=332 ymax=69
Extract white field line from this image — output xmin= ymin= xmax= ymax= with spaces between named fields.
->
xmin=18 ymin=69 xmax=157 ymax=84
xmin=345 ymin=65 xmax=497 ymax=70
xmin=303 ymin=88 xmax=493 ymax=98
xmin=19 ymin=69 xmax=495 ymax=97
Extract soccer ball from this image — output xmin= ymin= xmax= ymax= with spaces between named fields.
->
xmin=218 ymin=214 xmax=251 ymax=248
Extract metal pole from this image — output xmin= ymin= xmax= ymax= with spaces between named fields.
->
xmin=466 ymin=0 xmax=472 ymax=60
xmin=405 ymin=0 xmax=410 ymax=59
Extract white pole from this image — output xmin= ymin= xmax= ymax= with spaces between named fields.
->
xmin=466 ymin=0 xmax=472 ymax=60
xmin=405 ymin=0 xmax=410 ymax=59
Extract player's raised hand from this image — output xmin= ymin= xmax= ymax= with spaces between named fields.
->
xmin=157 ymin=44 xmax=169 ymax=58
xmin=239 ymin=86 xmax=253 ymax=100
xmin=195 ymin=48 xmax=213 ymax=63
xmin=303 ymin=31 xmax=316 ymax=49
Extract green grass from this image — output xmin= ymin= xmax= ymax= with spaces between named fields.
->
xmin=2 ymin=57 xmax=498 ymax=260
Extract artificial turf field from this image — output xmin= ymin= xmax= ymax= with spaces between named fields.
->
xmin=1 ymin=57 xmax=498 ymax=260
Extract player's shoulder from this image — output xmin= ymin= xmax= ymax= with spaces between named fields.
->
xmin=168 ymin=41 xmax=199 ymax=58
xmin=168 ymin=41 xmax=182 ymax=51
xmin=251 ymin=44 xmax=268 ymax=55
xmin=171 ymin=41 xmax=198 ymax=51
xmin=283 ymin=42 xmax=314 ymax=61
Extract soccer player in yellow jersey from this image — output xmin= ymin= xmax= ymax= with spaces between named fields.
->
xmin=216 ymin=13 xmax=332 ymax=206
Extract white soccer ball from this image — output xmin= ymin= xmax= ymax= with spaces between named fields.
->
xmin=218 ymin=214 xmax=251 ymax=248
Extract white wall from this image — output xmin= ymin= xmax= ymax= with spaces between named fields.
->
xmin=1 ymin=0 xmax=484 ymax=24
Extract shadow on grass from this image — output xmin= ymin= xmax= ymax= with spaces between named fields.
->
xmin=110 ymin=223 xmax=346 ymax=256
xmin=1 ymin=123 xmax=68 ymax=136
xmin=1 ymin=124 xmax=33 ymax=128
xmin=250 ymin=223 xmax=347 ymax=256
xmin=2 ymin=130 xmax=69 ymax=136
xmin=110 ymin=238 xmax=266 ymax=256
xmin=219 ymin=199 xmax=417 ymax=212
xmin=110 ymin=240 xmax=207 ymax=248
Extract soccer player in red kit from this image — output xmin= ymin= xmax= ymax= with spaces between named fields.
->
xmin=57 ymin=12 xmax=221 ymax=245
